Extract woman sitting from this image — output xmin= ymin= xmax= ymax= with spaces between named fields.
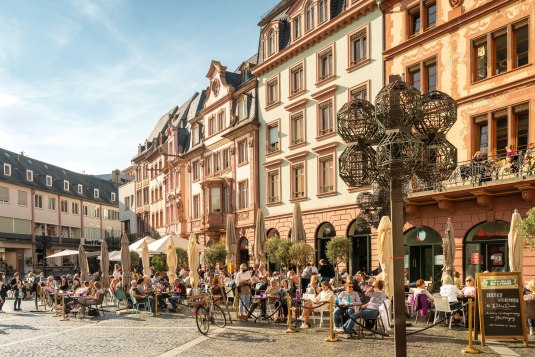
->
xmin=299 ymin=281 xmax=334 ymax=329
xmin=306 ymin=275 xmax=320 ymax=295
xmin=461 ymin=276 xmax=476 ymax=297
xmin=333 ymin=282 xmax=361 ymax=331
xmin=440 ymin=275 xmax=462 ymax=311
xmin=274 ymin=279 xmax=289 ymax=322
xmin=413 ymin=279 xmax=434 ymax=302
xmin=79 ymin=281 xmax=105 ymax=317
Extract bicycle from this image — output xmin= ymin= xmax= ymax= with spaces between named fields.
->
xmin=188 ymin=292 xmax=226 ymax=335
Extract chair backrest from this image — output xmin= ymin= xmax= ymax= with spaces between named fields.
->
xmin=116 ymin=289 xmax=127 ymax=300
xmin=433 ymin=297 xmax=451 ymax=313
xmin=302 ymin=293 xmax=316 ymax=301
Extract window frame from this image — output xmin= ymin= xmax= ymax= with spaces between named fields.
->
xmin=289 ymin=111 xmax=306 ymax=149
xmin=267 ymin=168 xmax=281 ymax=205
xmin=305 ymin=0 xmax=315 ymax=32
xmin=237 ymin=140 xmax=248 ymax=165
xmin=63 ymin=180 xmax=69 ymax=191
xmin=46 ymin=175 xmax=52 ymax=187
xmin=289 ymin=60 xmax=305 ymax=98
xmin=266 ymin=119 xmax=281 ymax=155
xmin=193 ymin=194 xmax=201 ymax=219
xmin=208 ymin=115 xmax=216 ymax=137
xmin=111 ymin=192 xmax=116 ymax=202
xmin=0 ymin=186 xmax=8 ymax=203
xmin=347 ymin=24 xmax=369 ymax=72
xmin=94 ymin=188 xmax=99 ymax=199
xmin=34 ymin=194 xmax=43 ymax=209
xmin=265 ymin=74 xmax=280 ymax=109
xmin=3 ymin=164 xmax=10 ymax=176
xmin=318 ymin=0 xmax=329 ymax=25
xmin=48 ymin=197 xmax=56 ymax=211
xmin=290 ymin=161 xmax=307 ymax=201
xmin=316 ymin=43 xmax=335 ymax=86
xmin=293 ymin=15 xmax=302 ymax=40
xmin=348 ymin=81 xmax=369 ymax=102
xmin=205 ymin=154 xmax=213 ymax=176
xmin=192 ymin=160 xmax=201 ymax=182
xmin=26 ymin=169 xmax=33 ymax=182
xmin=72 ymin=202 xmax=79 ymax=215
xmin=317 ymin=98 xmax=334 ymax=138
xmin=406 ymin=57 xmax=437 ymax=93
xmin=317 ymin=153 xmax=335 ymax=196
xmin=223 ymin=149 xmax=231 ymax=170
xmin=217 ymin=110 xmax=225 ymax=131
xmin=238 ymin=179 xmax=249 ymax=210
xmin=60 ymin=200 xmax=68 ymax=213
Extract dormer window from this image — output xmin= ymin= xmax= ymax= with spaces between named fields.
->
xmin=46 ymin=175 xmax=52 ymax=187
xmin=26 ymin=170 xmax=33 ymax=182
xmin=268 ymin=29 xmax=276 ymax=56
xmin=192 ymin=124 xmax=200 ymax=145
xmin=318 ymin=0 xmax=328 ymax=24
xmin=305 ymin=1 xmax=315 ymax=32
xmin=293 ymin=16 xmax=302 ymax=39
xmin=64 ymin=180 xmax=69 ymax=191
xmin=94 ymin=189 xmax=99 ymax=198
xmin=78 ymin=184 xmax=83 ymax=194
xmin=3 ymin=164 xmax=11 ymax=176
xmin=111 ymin=192 xmax=116 ymax=202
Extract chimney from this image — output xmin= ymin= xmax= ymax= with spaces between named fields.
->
xmin=111 ymin=169 xmax=121 ymax=183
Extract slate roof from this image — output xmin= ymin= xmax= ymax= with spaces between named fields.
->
xmin=225 ymin=71 xmax=243 ymax=90
xmin=146 ymin=106 xmax=178 ymax=142
xmin=0 ymin=147 xmax=119 ymax=206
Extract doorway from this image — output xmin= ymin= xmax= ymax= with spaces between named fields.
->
xmin=404 ymin=226 xmax=443 ymax=285
xmin=347 ymin=218 xmax=371 ymax=275
xmin=409 ymin=245 xmax=433 ymax=282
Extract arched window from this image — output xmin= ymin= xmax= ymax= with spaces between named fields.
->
xmin=403 ymin=226 xmax=443 ymax=285
xmin=305 ymin=1 xmax=315 ymax=32
xmin=238 ymin=237 xmax=250 ymax=266
xmin=347 ymin=218 xmax=371 ymax=274
xmin=316 ymin=222 xmax=336 ymax=263
xmin=267 ymin=228 xmax=280 ymax=239
xmin=318 ymin=0 xmax=328 ymax=24
xmin=268 ymin=29 xmax=276 ymax=55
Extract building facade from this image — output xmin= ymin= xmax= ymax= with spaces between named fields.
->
xmin=0 ymin=148 xmax=120 ymax=275
xmin=253 ymin=0 xmax=383 ymax=272
xmin=381 ymin=0 xmax=535 ymax=282
xmin=118 ymin=166 xmax=137 ymax=237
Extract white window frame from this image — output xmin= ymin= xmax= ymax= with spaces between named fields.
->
xmin=64 ymin=180 xmax=69 ymax=191
xmin=94 ymin=189 xmax=99 ymax=198
xmin=35 ymin=194 xmax=43 ymax=209
xmin=46 ymin=175 xmax=52 ymax=187
xmin=111 ymin=192 xmax=116 ymax=202
xmin=0 ymin=186 xmax=9 ymax=203
xmin=26 ymin=170 xmax=33 ymax=182
xmin=3 ymin=164 xmax=11 ymax=176
xmin=78 ymin=184 xmax=83 ymax=194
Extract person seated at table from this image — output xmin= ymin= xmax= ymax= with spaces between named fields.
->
xmin=210 ymin=276 xmax=224 ymax=304
xmin=440 ymin=275 xmax=462 ymax=310
xmin=59 ymin=277 xmax=69 ymax=291
xmin=168 ymin=278 xmax=187 ymax=312
xmin=248 ymin=278 xmax=279 ymax=319
xmin=299 ymin=281 xmax=335 ymax=329
xmin=273 ymin=279 xmax=289 ymax=322
xmin=287 ymin=270 xmax=299 ymax=294
xmin=254 ymin=276 xmax=269 ymax=295
xmin=306 ymin=275 xmax=320 ymax=295
xmin=179 ymin=269 xmax=191 ymax=287
xmin=43 ymin=276 xmax=57 ymax=294
xmin=413 ymin=279 xmax=434 ymax=302
xmin=453 ymin=272 xmax=462 ymax=290
xmin=130 ymin=279 xmax=155 ymax=312
xmin=140 ymin=275 xmax=153 ymax=294
xmin=333 ymin=282 xmax=361 ymax=332
xmin=69 ymin=279 xmax=81 ymax=293
xmin=524 ymin=280 xmax=535 ymax=336
xmin=156 ymin=276 xmax=171 ymax=292
xmin=461 ymin=276 xmax=476 ymax=297
xmin=339 ymin=279 xmax=388 ymax=337
xmin=79 ymin=281 xmax=105 ymax=317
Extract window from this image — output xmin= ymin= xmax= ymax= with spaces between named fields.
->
xmin=223 ymin=186 xmax=231 ymax=212
xmin=268 ymin=123 xmax=279 ymax=153
xmin=408 ymin=66 xmax=421 ymax=91
xmin=515 ymin=107 xmax=529 ymax=150
xmin=46 ymin=175 xmax=52 ymax=187
xmin=305 ymin=1 xmax=315 ymax=32
xmin=223 ymin=150 xmax=231 ymax=169
xmin=214 ymin=152 xmax=221 ymax=172
xmin=218 ymin=111 xmax=225 ymax=131
xmin=77 ymin=184 xmax=83 ymax=194
xmin=192 ymin=161 xmax=200 ymax=181
xmin=473 ymin=38 xmax=487 ymax=81
xmin=319 ymin=100 xmax=334 ymax=136
xmin=17 ymin=190 xmax=27 ymax=206
xmin=26 ymin=170 xmax=33 ymax=182
xmin=290 ymin=113 xmax=304 ymax=146
xmin=125 ymin=196 xmax=131 ymax=210
xmin=63 ymin=180 xmax=69 ymax=191
xmin=407 ymin=57 xmax=437 ymax=92
xmin=238 ymin=180 xmax=248 ymax=209
xmin=268 ymin=29 xmax=276 ymax=55
xmin=350 ymin=85 xmax=367 ymax=100
xmin=493 ymin=110 xmax=508 ymax=155
xmin=266 ymin=78 xmax=279 ymax=106
xmin=0 ymin=186 xmax=8 ymax=203
xmin=61 ymin=200 xmax=68 ymax=213
xmin=35 ymin=194 xmax=43 ymax=208
xmin=425 ymin=62 xmax=437 ymax=92
xmin=208 ymin=116 xmax=216 ymax=136
xmin=211 ymin=187 xmax=221 ymax=212
xmin=474 ymin=115 xmax=488 ymax=154
xmin=48 ymin=197 xmax=56 ymax=211
xmin=94 ymin=189 xmax=99 ymax=198
xmin=291 ymin=163 xmax=305 ymax=199
xmin=72 ymin=202 xmax=79 ymax=215
xmin=111 ymin=192 xmax=116 ymax=202
xmin=426 ymin=1 xmax=436 ymax=29
xmin=318 ymin=0 xmax=328 ymax=24
xmin=409 ymin=7 xmax=420 ymax=36
xmin=267 ymin=170 xmax=280 ymax=203
xmin=205 ymin=155 xmax=212 ymax=176
xmin=350 ymin=29 xmax=367 ymax=66
xmin=238 ymin=140 xmax=248 ymax=164
xmin=238 ymin=98 xmax=247 ymax=120
xmin=193 ymin=194 xmax=200 ymax=219
xmin=514 ymin=21 xmax=529 ymax=67
xmin=293 ymin=16 xmax=302 ymax=39
xmin=319 ymin=155 xmax=334 ymax=194
xmin=192 ymin=124 xmax=200 ymax=145
xmin=3 ymin=164 xmax=10 ymax=176
xmin=290 ymin=64 xmax=304 ymax=95
xmin=493 ymin=29 xmax=507 ymax=75
xmin=318 ymin=47 xmax=333 ymax=81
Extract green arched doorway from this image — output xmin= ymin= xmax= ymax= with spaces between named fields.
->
xmin=347 ymin=218 xmax=371 ymax=275
xmin=404 ymin=226 xmax=443 ymax=284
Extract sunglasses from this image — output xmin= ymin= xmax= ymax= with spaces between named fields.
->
xmin=466 ymin=279 xmax=472 ymax=282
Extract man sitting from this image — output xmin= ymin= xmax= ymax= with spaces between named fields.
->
xmin=130 ymin=279 xmax=155 ymax=312
xmin=168 ymin=278 xmax=187 ymax=312
xmin=248 ymin=279 xmax=280 ymax=319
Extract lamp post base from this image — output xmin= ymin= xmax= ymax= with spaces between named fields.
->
xmin=461 ymin=347 xmax=482 ymax=354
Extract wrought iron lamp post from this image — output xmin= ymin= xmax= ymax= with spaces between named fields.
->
xmin=338 ymin=80 xmax=457 ymax=357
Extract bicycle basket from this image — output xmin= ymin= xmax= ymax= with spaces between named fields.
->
xmin=187 ymin=293 xmax=210 ymax=307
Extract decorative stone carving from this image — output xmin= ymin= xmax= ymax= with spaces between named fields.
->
xmin=449 ymin=0 xmax=464 ymax=8
xmin=404 ymin=204 xmax=420 ymax=217
xmin=472 ymin=192 xmax=493 ymax=210
xmin=248 ymin=137 xmax=254 ymax=148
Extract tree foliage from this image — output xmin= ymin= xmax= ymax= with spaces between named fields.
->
xmin=289 ymin=242 xmax=315 ymax=268
xmin=326 ymin=236 xmax=352 ymax=272
xmin=204 ymin=243 xmax=228 ymax=269
xmin=152 ymin=255 xmax=167 ymax=273
xmin=175 ymin=247 xmax=188 ymax=269
xmin=275 ymin=239 xmax=293 ymax=268
xmin=130 ymin=250 xmax=140 ymax=270
xmin=521 ymin=207 xmax=535 ymax=250
xmin=265 ymin=236 xmax=281 ymax=263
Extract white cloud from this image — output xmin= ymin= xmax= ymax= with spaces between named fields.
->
xmin=0 ymin=18 xmax=22 ymax=65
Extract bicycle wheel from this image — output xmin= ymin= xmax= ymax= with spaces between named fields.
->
xmin=195 ymin=306 xmax=210 ymax=335
xmin=211 ymin=304 xmax=226 ymax=328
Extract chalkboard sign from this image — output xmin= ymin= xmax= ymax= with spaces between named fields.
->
xmin=476 ymin=272 xmax=528 ymax=346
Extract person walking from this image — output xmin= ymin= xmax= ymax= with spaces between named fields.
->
xmin=235 ymin=263 xmax=252 ymax=321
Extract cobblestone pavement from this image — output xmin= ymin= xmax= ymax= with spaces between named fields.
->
xmin=0 ymin=298 xmax=533 ymax=357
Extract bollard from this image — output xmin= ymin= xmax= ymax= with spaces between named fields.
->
xmin=325 ymin=295 xmax=338 ymax=342
xmin=53 ymin=290 xmax=59 ymax=317
xmin=59 ymin=292 xmax=69 ymax=321
xmin=285 ymin=295 xmax=296 ymax=333
xmin=461 ymin=298 xmax=481 ymax=354
xmin=154 ymin=289 xmax=159 ymax=317
xmin=234 ymin=287 xmax=239 ymax=321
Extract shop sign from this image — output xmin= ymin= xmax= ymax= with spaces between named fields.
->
xmin=471 ymin=252 xmax=481 ymax=264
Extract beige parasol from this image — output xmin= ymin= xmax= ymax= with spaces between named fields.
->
xmin=442 ymin=218 xmax=456 ymax=281
xmin=225 ymin=214 xmax=237 ymax=272
xmin=508 ymin=209 xmax=523 ymax=272
xmin=167 ymin=238 xmax=177 ymax=282
xmin=78 ymin=242 xmax=90 ymax=282
xmin=253 ymin=209 xmax=267 ymax=265
xmin=188 ymin=232 xmax=200 ymax=288
xmin=291 ymin=203 xmax=306 ymax=243
xmin=140 ymin=240 xmax=151 ymax=276
xmin=377 ymin=216 xmax=394 ymax=298
xmin=120 ymin=232 xmax=131 ymax=293
xmin=100 ymin=238 xmax=110 ymax=289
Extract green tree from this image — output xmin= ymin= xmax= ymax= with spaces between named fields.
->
xmin=130 ymin=250 xmax=140 ymax=270
xmin=275 ymin=239 xmax=293 ymax=270
xmin=289 ymin=242 xmax=314 ymax=269
xmin=152 ymin=255 xmax=167 ymax=273
xmin=521 ymin=207 xmax=535 ymax=250
xmin=204 ymin=243 xmax=228 ymax=269
xmin=265 ymin=236 xmax=280 ymax=265
xmin=326 ymin=236 xmax=352 ymax=275
xmin=176 ymin=247 xmax=188 ymax=270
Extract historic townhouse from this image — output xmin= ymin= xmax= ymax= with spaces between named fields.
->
xmin=381 ymin=0 xmax=535 ymax=281
xmin=253 ymin=0 xmax=383 ymax=273
xmin=118 ymin=165 xmax=137 ymax=237
xmin=182 ymin=58 xmax=259 ymax=264
xmin=0 ymin=147 xmax=120 ymax=275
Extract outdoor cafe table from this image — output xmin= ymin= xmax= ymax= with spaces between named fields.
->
xmin=251 ymin=295 xmax=278 ymax=322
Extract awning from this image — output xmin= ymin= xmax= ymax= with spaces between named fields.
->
xmin=46 ymin=249 xmax=78 ymax=258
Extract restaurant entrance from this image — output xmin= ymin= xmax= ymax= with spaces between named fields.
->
xmin=404 ymin=227 xmax=443 ymax=284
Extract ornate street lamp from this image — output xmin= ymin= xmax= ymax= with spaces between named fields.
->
xmin=338 ymin=80 xmax=457 ymax=357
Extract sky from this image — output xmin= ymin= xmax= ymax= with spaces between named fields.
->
xmin=0 ymin=0 xmax=278 ymax=175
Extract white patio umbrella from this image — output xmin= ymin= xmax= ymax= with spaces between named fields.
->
xmin=100 ymin=239 xmax=110 ymax=289
xmin=145 ymin=234 xmax=188 ymax=254
xmin=140 ymin=240 xmax=151 ymax=276
xmin=167 ymin=238 xmax=177 ymax=282
xmin=46 ymin=249 xmax=78 ymax=258
xmin=78 ymin=243 xmax=90 ymax=282
xmin=129 ymin=236 xmax=155 ymax=251
xmin=188 ymin=232 xmax=200 ymax=288
xmin=254 ymin=209 xmax=267 ymax=266
xmin=377 ymin=216 xmax=394 ymax=298
xmin=120 ymin=232 xmax=131 ymax=293
xmin=442 ymin=218 xmax=456 ymax=281
xmin=291 ymin=203 xmax=306 ymax=243
xmin=508 ymin=209 xmax=523 ymax=272
xmin=225 ymin=215 xmax=237 ymax=273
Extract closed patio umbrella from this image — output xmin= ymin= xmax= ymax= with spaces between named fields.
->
xmin=225 ymin=215 xmax=237 ymax=272
xmin=254 ymin=209 xmax=267 ymax=266
xmin=188 ymin=232 xmax=200 ymax=288
xmin=100 ymin=239 xmax=110 ymax=289
xmin=508 ymin=209 xmax=523 ymax=272
xmin=140 ymin=240 xmax=151 ymax=276
xmin=291 ymin=203 xmax=306 ymax=243
xmin=377 ymin=216 xmax=393 ymax=298
xmin=167 ymin=238 xmax=177 ymax=282
xmin=78 ymin=243 xmax=90 ymax=282
xmin=442 ymin=218 xmax=456 ymax=281
xmin=120 ymin=232 xmax=131 ymax=293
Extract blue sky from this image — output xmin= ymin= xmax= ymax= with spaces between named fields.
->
xmin=0 ymin=0 xmax=278 ymax=175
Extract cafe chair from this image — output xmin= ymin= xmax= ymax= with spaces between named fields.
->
xmin=130 ymin=295 xmax=151 ymax=315
xmin=413 ymin=294 xmax=432 ymax=325
xmin=433 ymin=297 xmax=464 ymax=329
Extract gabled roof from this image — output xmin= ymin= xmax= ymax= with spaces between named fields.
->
xmin=0 ymin=147 xmax=119 ymax=206
xmin=147 ymin=106 xmax=178 ymax=142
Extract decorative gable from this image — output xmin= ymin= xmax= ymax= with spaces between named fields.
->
xmin=203 ymin=61 xmax=233 ymax=108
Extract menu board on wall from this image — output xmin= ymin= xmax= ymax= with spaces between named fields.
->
xmin=476 ymin=272 xmax=528 ymax=346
